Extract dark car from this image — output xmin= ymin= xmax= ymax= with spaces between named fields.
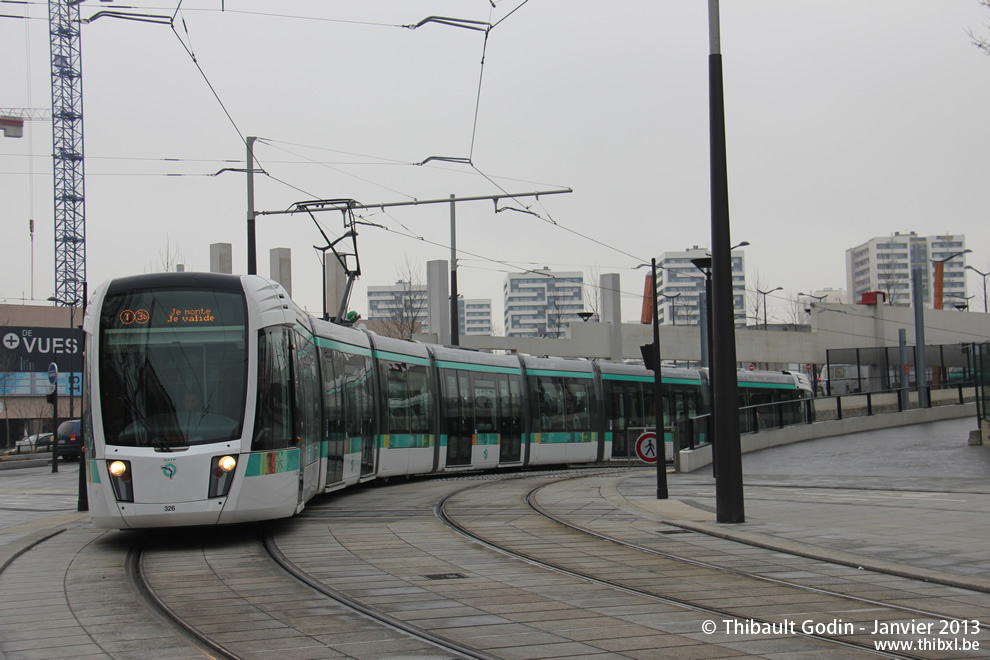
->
xmin=55 ymin=419 xmax=82 ymax=459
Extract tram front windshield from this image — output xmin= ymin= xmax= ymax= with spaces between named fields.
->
xmin=99 ymin=289 xmax=247 ymax=449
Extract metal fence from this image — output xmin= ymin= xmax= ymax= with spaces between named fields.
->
xmin=976 ymin=342 xmax=990 ymax=424
xmin=680 ymin=380 xmax=977 ymax=454
xmin=822 ymin=343 xmax=975 ymax=396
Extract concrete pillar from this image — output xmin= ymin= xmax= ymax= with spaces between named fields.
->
xmin=427 ymin=260 xmax=451 ymax=345
xmin=601 ymin=273 xmax=622 ymax=361
xmin=325 ymin=257 xmax=348 ymax=321
xmin=270 ymin=247 xmax=291 ymax=297
xmin=210 ymin=243 xmax=233 ymax=274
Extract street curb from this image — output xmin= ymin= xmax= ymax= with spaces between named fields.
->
xmin=660 ymin=517 xmax=990 ymax=594
xmin=0 ymin=527 xmax=67 ymax=574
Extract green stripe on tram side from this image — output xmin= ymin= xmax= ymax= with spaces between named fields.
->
xmin=738 ymin=381 xmax=798 ymax=389
xmin=314 ymin=336 xmax=372 ymax=357
xmin=382 ymin=434 xmax=435 ymax=449
xmin=601 ymin=373 xmax=702 ymax=386
xmin=435 ymin=360 xmax=522 ymax=376
xmin=244 ymin=448 xmax=301 ymax=477
xmin=475 ymin=433 xmax=499 ymax=446
xmin=534 ymin=432 xmax=596 ymax=444
xmin=374 ymin=350 xmax=431 ymax=366
xmin=87 ymin=460 xmax=101 ymax=484
xmin=527 ymin=369 xmax=594 ymax=379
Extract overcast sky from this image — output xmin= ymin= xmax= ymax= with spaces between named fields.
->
xmin=2 ymin=0 xmax=989 ymax=325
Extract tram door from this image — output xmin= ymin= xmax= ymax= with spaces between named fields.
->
xmin=291 ymin=331 xmax=323 ymax=503
xmin=321 ymin=348 xmax=345 ymax=486
xmin=444 ymin=370 xmax=473 ymax=466
xmin=498 ymin=374 xmax=523 ymax=463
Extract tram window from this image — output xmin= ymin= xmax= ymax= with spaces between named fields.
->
xmin=473 ymin=373 xmax=497 ymax=433
xmin=536 ymin=377 xmax=565 ymax=432
xmin=293 ymin=331 xmax=322 ymax=451
xmin=385 ymin=362 xmax=410 ymax=433
xmin=564 ymin=380 xmax=591 ymax=431
xmin=506 ymin=375 xmax=523 ymax=435
xmin=340 ymin=353 xmax=374 ymax=437
xmin=406 ymin=365 xmax=430 ymax=434
xmin=385 ymin=362 xmax=431 ymax=435
xmin=457 ymin=370 xmax=474 ymax=428
xmin=442 ymin=371 xmax=460 ymax=427
xmin=253 ymin=328 xmax=293 ymax=451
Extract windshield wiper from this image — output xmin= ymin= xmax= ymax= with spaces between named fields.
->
xmin=150 ymin=436 xmax=172 ymax=452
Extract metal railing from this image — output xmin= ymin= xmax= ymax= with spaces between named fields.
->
xmin=681 ymin=381 xmax=978 ymax=450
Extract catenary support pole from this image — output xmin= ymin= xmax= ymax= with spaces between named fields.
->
xmin=652 ymin=258 xmax=668 ymax=499
xmin=450 ymin=195 xmax=459 ymax=347
xmin=246 ymin=136 xmax=257 ymax=275
xmin=912 ymin=266 xmax=929 ymax=408
xmin=898 ymin=328 xmax=910 ymax=410
xmin=708 ymin=0 xmax=744 ymax=523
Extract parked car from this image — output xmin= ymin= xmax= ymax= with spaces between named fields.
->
xmin=55 ymin=419 xmax=82 ymax=459
xmin=15 ymin=432 xmax=53 ymax=453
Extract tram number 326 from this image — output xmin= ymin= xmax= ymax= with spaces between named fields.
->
xmin=164 ymin=505 xmax=176 ymax=512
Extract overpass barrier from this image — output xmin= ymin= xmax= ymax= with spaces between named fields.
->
xmin=675 ymin=385 xmax=979 ymax=474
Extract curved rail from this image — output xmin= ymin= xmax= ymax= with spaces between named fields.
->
xmin=261 ymin=523 xmax=497 ymax=660
xmin=124 ymin=532 xmax=242 ymax=660
xmin=435 ymin=476 xmax=926 ymax=660
xmin=525 ymin=481 xmax=976 ymax=619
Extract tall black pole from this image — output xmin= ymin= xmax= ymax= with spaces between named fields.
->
xmin=246 ymin=136 xmax=257 ymax=275
xmin=652 ymin=258 xmax=668 ymax=499
xmin=51 ymin=385 xmax=59 ymax=473
xmin=449 ymin=195 xmax=459 ymax=346
xmin=77 ymin=281 xmax=88 ymax=512
xmin=708 ymin=0 xmax=744 ymax=523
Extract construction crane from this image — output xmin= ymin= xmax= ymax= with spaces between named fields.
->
xmin=49 ymin=0 xmax=86 ymax=307
xmin=0 ymin=108 xmax=51 ymax=137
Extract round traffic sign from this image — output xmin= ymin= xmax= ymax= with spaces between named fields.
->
xmin=634 ymin=431 xmax=658 ymax=463
xmin=48 ymin=362 xmax=58 ymax=386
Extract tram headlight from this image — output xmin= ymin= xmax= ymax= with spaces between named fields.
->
xmin=106 ymin=460 xmax=134 ymax=503
xmin=208 ymin=455 xmax=237 ymax=498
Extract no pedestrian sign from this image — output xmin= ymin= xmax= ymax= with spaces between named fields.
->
xmin=635 ymin=431 xmax=658 ymax=463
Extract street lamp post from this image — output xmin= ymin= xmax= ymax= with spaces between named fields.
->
xmin=965 ymin=266 xmax=989 ymax=314
xmin=797 ymin=292 xmax=827 ymax=324
xmin=660 ymin=292 xmax=681 ymax=325
xmin=756 ymin=286 xmax=782 ymax=328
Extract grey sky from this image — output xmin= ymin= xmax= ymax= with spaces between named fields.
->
xmin=2 ymin=1 xmax=989 ymax=325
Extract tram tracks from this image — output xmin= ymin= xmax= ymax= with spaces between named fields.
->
xmin=107 ymin=470 xmax=990 ymax=659
xmin=125 ymin=524 xmax=493 ymax=660
xmin=435 ymin=473 xmax=990 ymax=659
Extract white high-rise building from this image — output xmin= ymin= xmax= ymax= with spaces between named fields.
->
xmin=504 ymin=268 xmax=585 ymax=338
xmin=367 ymin=281 xmax=430 ymax=331
xmin=845 ymin=233 xmax=968 ymax=308
xmin=459 ymin=298 xmax=493 ymax=336
xmin=656 ymin=246 xmax=747 ymax=327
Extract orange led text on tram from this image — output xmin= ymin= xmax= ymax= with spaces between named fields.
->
xmin=166 ymin=307 xmax=216 ymax=324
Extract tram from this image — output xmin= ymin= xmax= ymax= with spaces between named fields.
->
xmin=83 ymin=273 xmax=811 ymax=529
